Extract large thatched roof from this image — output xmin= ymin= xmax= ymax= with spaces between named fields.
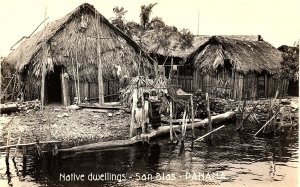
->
xmin=187 ymin=36 xmax=283 ymax=74
xmin=4 ymin=3 xmax=153 ymax=81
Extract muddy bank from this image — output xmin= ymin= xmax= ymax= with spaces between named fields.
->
xmin=0 ymin=105 xmax=131 ymax=148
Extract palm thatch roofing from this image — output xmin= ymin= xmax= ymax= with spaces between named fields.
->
xmin=187 ymin=36 xmax=283 ymax=74
xmin=4 ymin=3 xmax=154 ymax=81
xmin=133 ymin=32 xmax=210 ymax=58
xmin=134 ymin=31 xmax=262 ymax=59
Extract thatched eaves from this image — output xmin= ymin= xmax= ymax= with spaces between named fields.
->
xmin=187 ymin=36 xmax=283 ymax=74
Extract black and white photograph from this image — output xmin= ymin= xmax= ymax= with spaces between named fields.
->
xmin=0 ymin=0 xmax=299 ymax=186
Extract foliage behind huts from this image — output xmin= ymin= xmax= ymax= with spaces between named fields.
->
xmin=278 ymin=45 xmax=299 ymax=96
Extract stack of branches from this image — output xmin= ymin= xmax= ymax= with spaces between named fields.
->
xmin=192 ymin=90 xmax=228 ymax=119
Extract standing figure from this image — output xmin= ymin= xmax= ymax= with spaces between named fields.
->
xmin=143 ymin=92 xmax=152 ymax=133
xmin=134 ymin=100 xmax=143 ymax=140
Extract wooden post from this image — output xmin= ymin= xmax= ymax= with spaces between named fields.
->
xmin=264 ymin=89 xmax=279 ymax=132
xmin=191 ymin=95 xmax=195 ymax=139
xmin=6 ymin=118 xmax=12 ymax=165
xmin=13 ymin=133 xmax=22 ymax=160
xmin=182 ymin=110 xmax=187 ymax=138
xmin=53 ymin=144 xmax=58 ymax=156
xmin=206 ymin=93 xmax=212 ymax=132
xmin=22 ymin=145 xmax=27 ymax=163
xmin=237 ymin=99 xmax=246 ymax=128
xmin=96 ymin=13 xmax=104 ymax=105
xmin=169 ymin=57 xmax=173 ymax=80
xmin=169 ymin=101 xmax=173 ymax=143
xmin=11 ymin=75 xmax=17 ymax=101
xmin=71 ymin=52 xmax=78 ymax=101
xmin=41 ymin=60 xmax=46 ymax=108
xmin=75 ymin=47 xmax=81 ymax=103
xmin=61 ymin=69 xmax=67 ymax=105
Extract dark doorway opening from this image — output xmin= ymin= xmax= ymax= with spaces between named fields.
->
xmin=288 ymin=80 xmax=299 ymax=96
xmin=46 ymin=66 xmax=62 ymax=103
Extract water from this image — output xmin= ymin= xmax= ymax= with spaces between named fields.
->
xmin=0 ymin=123 xmax=298 ymax=187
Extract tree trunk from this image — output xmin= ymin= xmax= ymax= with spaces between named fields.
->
xmin=59 ymin=111 xmax=236 ymax=153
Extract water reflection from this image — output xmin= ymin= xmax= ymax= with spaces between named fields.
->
xmin=0 ymin=123 xmax=298 ymax=187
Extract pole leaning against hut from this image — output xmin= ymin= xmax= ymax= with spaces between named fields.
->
xmin=96 ymin=11 xmax=104 ymax=105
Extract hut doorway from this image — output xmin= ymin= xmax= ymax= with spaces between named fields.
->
xmin=46 ymin=65 xmax=62 ymax=104
xmin=257 ymin=75 xmax=266 ymax=99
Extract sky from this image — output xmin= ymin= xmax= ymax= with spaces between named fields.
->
xmin=0 ymin=0 xmax=299 ymax=57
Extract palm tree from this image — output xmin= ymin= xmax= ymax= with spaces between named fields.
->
xmin=112 ymin=7 xmax=129 ymax=35
xmin=140 ymin=3 xmax=158 ymax=29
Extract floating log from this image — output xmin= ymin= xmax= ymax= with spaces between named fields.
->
xmin=0 ymin=140 xmax=61 ymax=150
xmin=59 ymin=111 xmax=235 ymax=153
xmin=169 ymin=118 xmax=202 ymax=124
xmin=0 ymin=103 xmax=19 ymax=114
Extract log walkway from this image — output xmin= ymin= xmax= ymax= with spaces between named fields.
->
xmin=59 ymin=111 xmax=235 ymax=153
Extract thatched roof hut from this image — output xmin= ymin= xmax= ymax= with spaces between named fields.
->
xmin=187 ymin=36 xmax=283 ymax=74
xmin=176 ymin=36 xmax=288 ymax=100
xmin=5 ymin=3 xmax=153 ymax=80
xmin=3 ymin=3 xmax=154 ymax=103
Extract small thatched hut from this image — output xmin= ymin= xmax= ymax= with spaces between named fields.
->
xmin=134 ymin=31 xmax=210 ymax=91
xmin=185 ymin=36 xmax=288 ymax=100
xmin=3 ymin=3 xmax=154 ymax=104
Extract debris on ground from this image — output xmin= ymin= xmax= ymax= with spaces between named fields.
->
xmin=0 ymin=105 xmax=130 ymax=148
